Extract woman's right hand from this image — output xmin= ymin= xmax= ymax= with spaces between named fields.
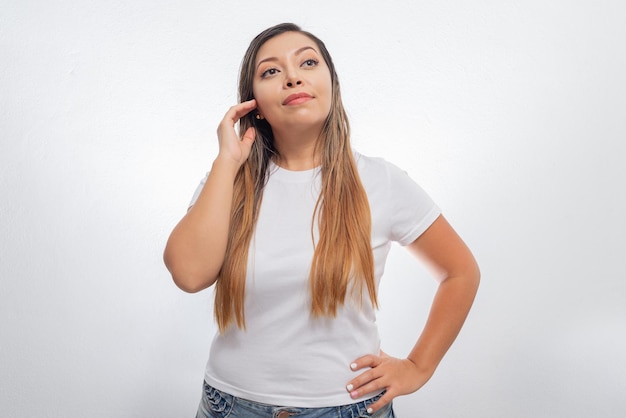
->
xmin=164 ymin=99 xmax=260 ymax=293
xmin=216 ymin=99 xmax=258 ymax=169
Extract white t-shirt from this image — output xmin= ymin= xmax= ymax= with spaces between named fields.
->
xmin=189 ymin=151 xmax=441 ymax=407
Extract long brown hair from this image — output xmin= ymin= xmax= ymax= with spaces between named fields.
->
xmin=215 ymin=23 xmax=376 ymax=332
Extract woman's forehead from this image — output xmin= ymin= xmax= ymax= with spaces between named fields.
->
xmin=255 ymin=32 xmax=320 ymax=64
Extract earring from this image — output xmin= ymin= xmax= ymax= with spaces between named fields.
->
xmin=256 ymin=114 xmax=263 ymax=120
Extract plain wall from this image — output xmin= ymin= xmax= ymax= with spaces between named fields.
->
xmin=1 ymin=1 xmax=625 ymax=416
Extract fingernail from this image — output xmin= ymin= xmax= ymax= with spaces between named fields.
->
xmin=350 ymin=363 xmax=357 ymax=370
xmin=346 ymin=384 xmax=353 ymax=391
xmin=350 ymin=390 xmax=358 ymax=398
xmin=367 ymin=407 xmax=373 ymax=414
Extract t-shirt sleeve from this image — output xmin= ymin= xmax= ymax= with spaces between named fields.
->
xmin=386 ymin=162 xmax=441 ymax=246
xmin=188 ymin=172 xmax=209 ymax=209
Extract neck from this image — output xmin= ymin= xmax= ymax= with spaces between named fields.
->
xmin=271 ymin=126 xmax=321 ymax=171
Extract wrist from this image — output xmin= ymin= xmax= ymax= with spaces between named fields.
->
xmin=405 ymin=356 xmax=437 ymax=377
xmin=213 ymin=155 xmax=242 ymax=178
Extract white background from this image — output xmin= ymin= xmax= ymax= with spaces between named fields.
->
xmin=1 ymin=1 xmax=625 ymax=417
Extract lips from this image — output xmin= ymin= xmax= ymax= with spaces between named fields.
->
xmin=282 ymin=92 xmax=313 ymax=105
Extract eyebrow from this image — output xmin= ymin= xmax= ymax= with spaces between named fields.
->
xmin=256 ymin=46 xmax=318 ymax=70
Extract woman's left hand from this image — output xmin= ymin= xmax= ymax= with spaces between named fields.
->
xmin=346 ymin=350 xmax=433 ymax=414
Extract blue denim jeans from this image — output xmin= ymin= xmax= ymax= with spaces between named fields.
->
xmin=196 ymin=381 xmax=395 ymax=418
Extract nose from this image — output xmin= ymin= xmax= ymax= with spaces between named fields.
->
xmin=284 ymin=66 xmax=303 ymax=88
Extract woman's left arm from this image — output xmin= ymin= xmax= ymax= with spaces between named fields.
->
xmin=346 ymin=215 xmax=480 ymax=413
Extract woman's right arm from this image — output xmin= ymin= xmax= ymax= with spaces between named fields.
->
xmin=163 ymin=100 xmax=257 ymax=293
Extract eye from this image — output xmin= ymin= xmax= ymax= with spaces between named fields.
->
xmin=302 ymin=58 xmax=318 ymax=68
xmin=260 ymin=67 xmax=279 ymax=78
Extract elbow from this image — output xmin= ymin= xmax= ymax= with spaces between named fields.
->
xmin=444 ymin=261 xmax=480 ymax=294
xmin=473 ymin=261 xmax=481 ymax=287
xmin=469 ymin=260 xmax=481 ymax=285
xmin=464 ymin=258 xmax=481 ymax=289
xmin=466 ymin=262 xmax=481 ymax=297
xmin=172 ymin=274 xmax=213 ymax=293
xmin=163 ymin=252 xmax=216 ymax=293
xmin=168 ymin=268 xmax=216 ymax=293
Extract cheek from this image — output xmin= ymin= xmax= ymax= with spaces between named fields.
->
xmin=322 ymin=84 xmax=333 ymax=113
xmin=252 ymin=85 xmax=271 ymax=114
xmin=320 ymin=75 xmax=333 ymax=107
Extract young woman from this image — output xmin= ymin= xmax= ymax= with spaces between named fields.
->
xmin=164 ymin=23 xmax=479 ymax=418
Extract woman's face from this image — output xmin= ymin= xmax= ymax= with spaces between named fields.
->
xmin=252 ymin=32 xmax=332 ymax=134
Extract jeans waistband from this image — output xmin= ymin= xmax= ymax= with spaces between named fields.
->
xmin=198 ymin=381 xmax=392 ymax=418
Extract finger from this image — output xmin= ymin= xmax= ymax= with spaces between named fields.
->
xmin=350 ymin=354 xmax=381 ymax=371
xmin=224 ymin=99 xmax=257 ymax=124
xmin=348 ymin=374 xmax=385 ymax=400
xmin=241 ymin=127 xmax=256 ymax=145
xmin=346 ymin=363 xmax=386 ymax=397
xmin=364 ymin=392 xmax=394 ymax=415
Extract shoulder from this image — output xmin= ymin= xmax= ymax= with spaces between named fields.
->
xmin=352 ymin=150 xmax=441 ymax=243
xmin=353 ymin=150 xmax=388 ymax=170
xmin=352 ymin=149 xmax=438 ymax=210
xmin=352 ymin=150 xmax=411 ymax=186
